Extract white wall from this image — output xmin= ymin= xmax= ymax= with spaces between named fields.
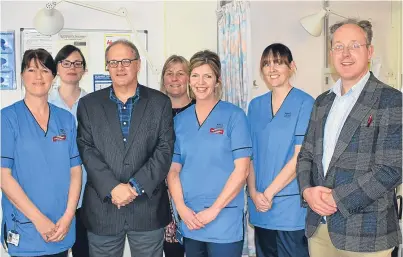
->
xmin=164 ymin=1 xmax=218 ymax=60
xmin=250 ymin=1 xmax=401 ymax=99
xmin=250 ymin=1 xmax=324 ymax=98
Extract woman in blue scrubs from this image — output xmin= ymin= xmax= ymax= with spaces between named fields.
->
xmin=167 ymin=50 xmax=252 ymax=257
xmin=1 ymin=49 xmax=82 ymax=257
xmin=247 ymin=43 xmax=314 ymax=257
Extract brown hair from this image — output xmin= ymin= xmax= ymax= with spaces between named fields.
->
xmin=189 ymin=50 xmax=222 ymax=99
xmin=329 ymin=19 xmax=373 ymax=46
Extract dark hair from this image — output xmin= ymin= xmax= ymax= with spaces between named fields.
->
xmin=21 ymin=48 xmax=56 ymax=77
xmin=55 ymin=44 xmax=87 ymax=70
xmin=260 ymin=43 xmax=294 ymax=72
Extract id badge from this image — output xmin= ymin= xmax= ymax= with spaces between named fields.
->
xmin=7 ymin=230 xmax=19 ymax=246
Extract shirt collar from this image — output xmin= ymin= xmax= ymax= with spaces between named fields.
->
xmin=328 ymin=71 xmax=370 ymax=98
xmin=109 ymin=84 xmax=140 ymax=104
xmin=49 ymin=86 xmax=87 ymax=105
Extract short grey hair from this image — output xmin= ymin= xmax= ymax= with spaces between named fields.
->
xmin=329 ymin=19 xmax=373 ymax=46
xmin=104 ymin=39 xmax=140 ymax=61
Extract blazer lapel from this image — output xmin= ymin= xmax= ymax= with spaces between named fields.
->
xmin=327 ymin=74 xmax=379 ymax=173
xmin=316 ymin=92 xmax=336 ymax=179
xmin=124 ymin=86 xmax=149 ymax=157
xmin=101 ymin=88 xmax=125 ymax=155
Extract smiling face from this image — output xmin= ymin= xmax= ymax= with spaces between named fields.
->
xmin=23 ymin=59 xmax=54 ymax=98
xmin=330 ymin=23 xmax=373 ymax=85
xmin=189 ymin=64 xmax=218 ymax=101
xmin=106 ymin=43 xmax=141 ymax=88
xmin=163 ymin=62 xmax=189 ymax=98
xmin=261 ymin=54 xmax=294 ymax=89
xmin=57 ymin=51 xmax=85 ymax=85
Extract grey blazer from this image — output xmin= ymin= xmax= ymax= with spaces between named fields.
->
xmin=77 ymin=85 xmax=174 ymax=235
xmin=297 ymin=73 xmax=402 ymax=252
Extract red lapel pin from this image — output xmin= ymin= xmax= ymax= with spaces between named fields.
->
xmin=367 ymin=114 xmax=373 ymax=127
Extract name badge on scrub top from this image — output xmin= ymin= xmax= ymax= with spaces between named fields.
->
xmin=52 ymin=128 xmax=67 ymax=142
xmin=52 ymin=135 xmax=66 ymax=142
xmin=210 ymin=123 xmax=224 ymax=134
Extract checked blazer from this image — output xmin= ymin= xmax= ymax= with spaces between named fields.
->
xmin=297 ymin=73 xmax=402 ymax=252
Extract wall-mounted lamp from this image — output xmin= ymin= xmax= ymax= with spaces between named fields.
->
xmin=300 ymin=2 xmax=349 ymax=90
xmin=33 ymin=1 xmax=158 ymax=74
xmin=300 ymin=7 xmax=347 ymax=37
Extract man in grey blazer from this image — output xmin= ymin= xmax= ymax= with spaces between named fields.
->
xmin=297 ymin=19 xmax=402 ymax=257
xmin=77 ymin=39 xmax=174 ymax=257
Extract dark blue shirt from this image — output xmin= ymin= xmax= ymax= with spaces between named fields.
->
xmin=109 ymin=86 xmax=144 ymax=195
xmin=109 ymin=86 xmax=140 ymax=144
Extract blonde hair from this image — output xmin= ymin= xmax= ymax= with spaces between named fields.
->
xmin=160 ymin=55 xmax=194 ymax=99
xmin=189 ymin=50 xmax=222 ymax=99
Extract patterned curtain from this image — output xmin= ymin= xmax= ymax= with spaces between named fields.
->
xmin=217 ymin=0 xmax=251 ymax=111
xmin=217 ymin=2 xmax=255 ymax=256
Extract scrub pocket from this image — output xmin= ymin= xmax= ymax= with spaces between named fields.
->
xmin=201 ymin=198 xmax=244 ymax=242
xmin=10 ymin=220 xmax=40 ymax=253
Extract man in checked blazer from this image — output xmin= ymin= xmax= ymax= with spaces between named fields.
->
xmin=77 ymin=40 xmax=174 ymax=257
xmin=297 ymin=19 xmax=402 ymax=257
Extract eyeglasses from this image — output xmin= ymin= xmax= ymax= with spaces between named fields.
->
xmin=106 ymin=58 xmax=138 ymax=68
xmin=331 ymin=42 xmax=368 ymax=53
xmin=60 ymin=60 xmax=84 ymax=68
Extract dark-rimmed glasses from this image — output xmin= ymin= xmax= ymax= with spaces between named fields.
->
xmin=60 ymin=60 xmax=84 ymax=68
xmin=106 ymin=58 xmax=138 ymax=68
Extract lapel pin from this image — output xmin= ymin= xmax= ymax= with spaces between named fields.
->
xmin=367 ymin=114 xmax=373 ymax=127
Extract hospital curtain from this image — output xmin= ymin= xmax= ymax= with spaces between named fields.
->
xmin=217 ymin=1 xmax=255 ymax=256
xmin=217 ymin=0 xmax=252 ymax=112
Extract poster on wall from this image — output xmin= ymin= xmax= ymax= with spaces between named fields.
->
xmin=93 ymin=74 xmax=112 ymax=91
xmin=56 ymin=31 xmax=89 ymax=60
xmin=21 ymin=29 xmax=53 ymax=54
xmin=0 ymin=31 xmax=16 ymax=90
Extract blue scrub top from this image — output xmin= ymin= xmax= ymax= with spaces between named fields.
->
xmin=247 ymin=88 xmax=314 ymax=231
xmin=173 ymin=100 xmax=252 ymax=243
xmin=1 ymin=100 xmax=82 ymax=256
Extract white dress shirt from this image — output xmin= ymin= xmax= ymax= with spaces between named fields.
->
xmin=322 ymin=71 xmax=370 ymax=176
